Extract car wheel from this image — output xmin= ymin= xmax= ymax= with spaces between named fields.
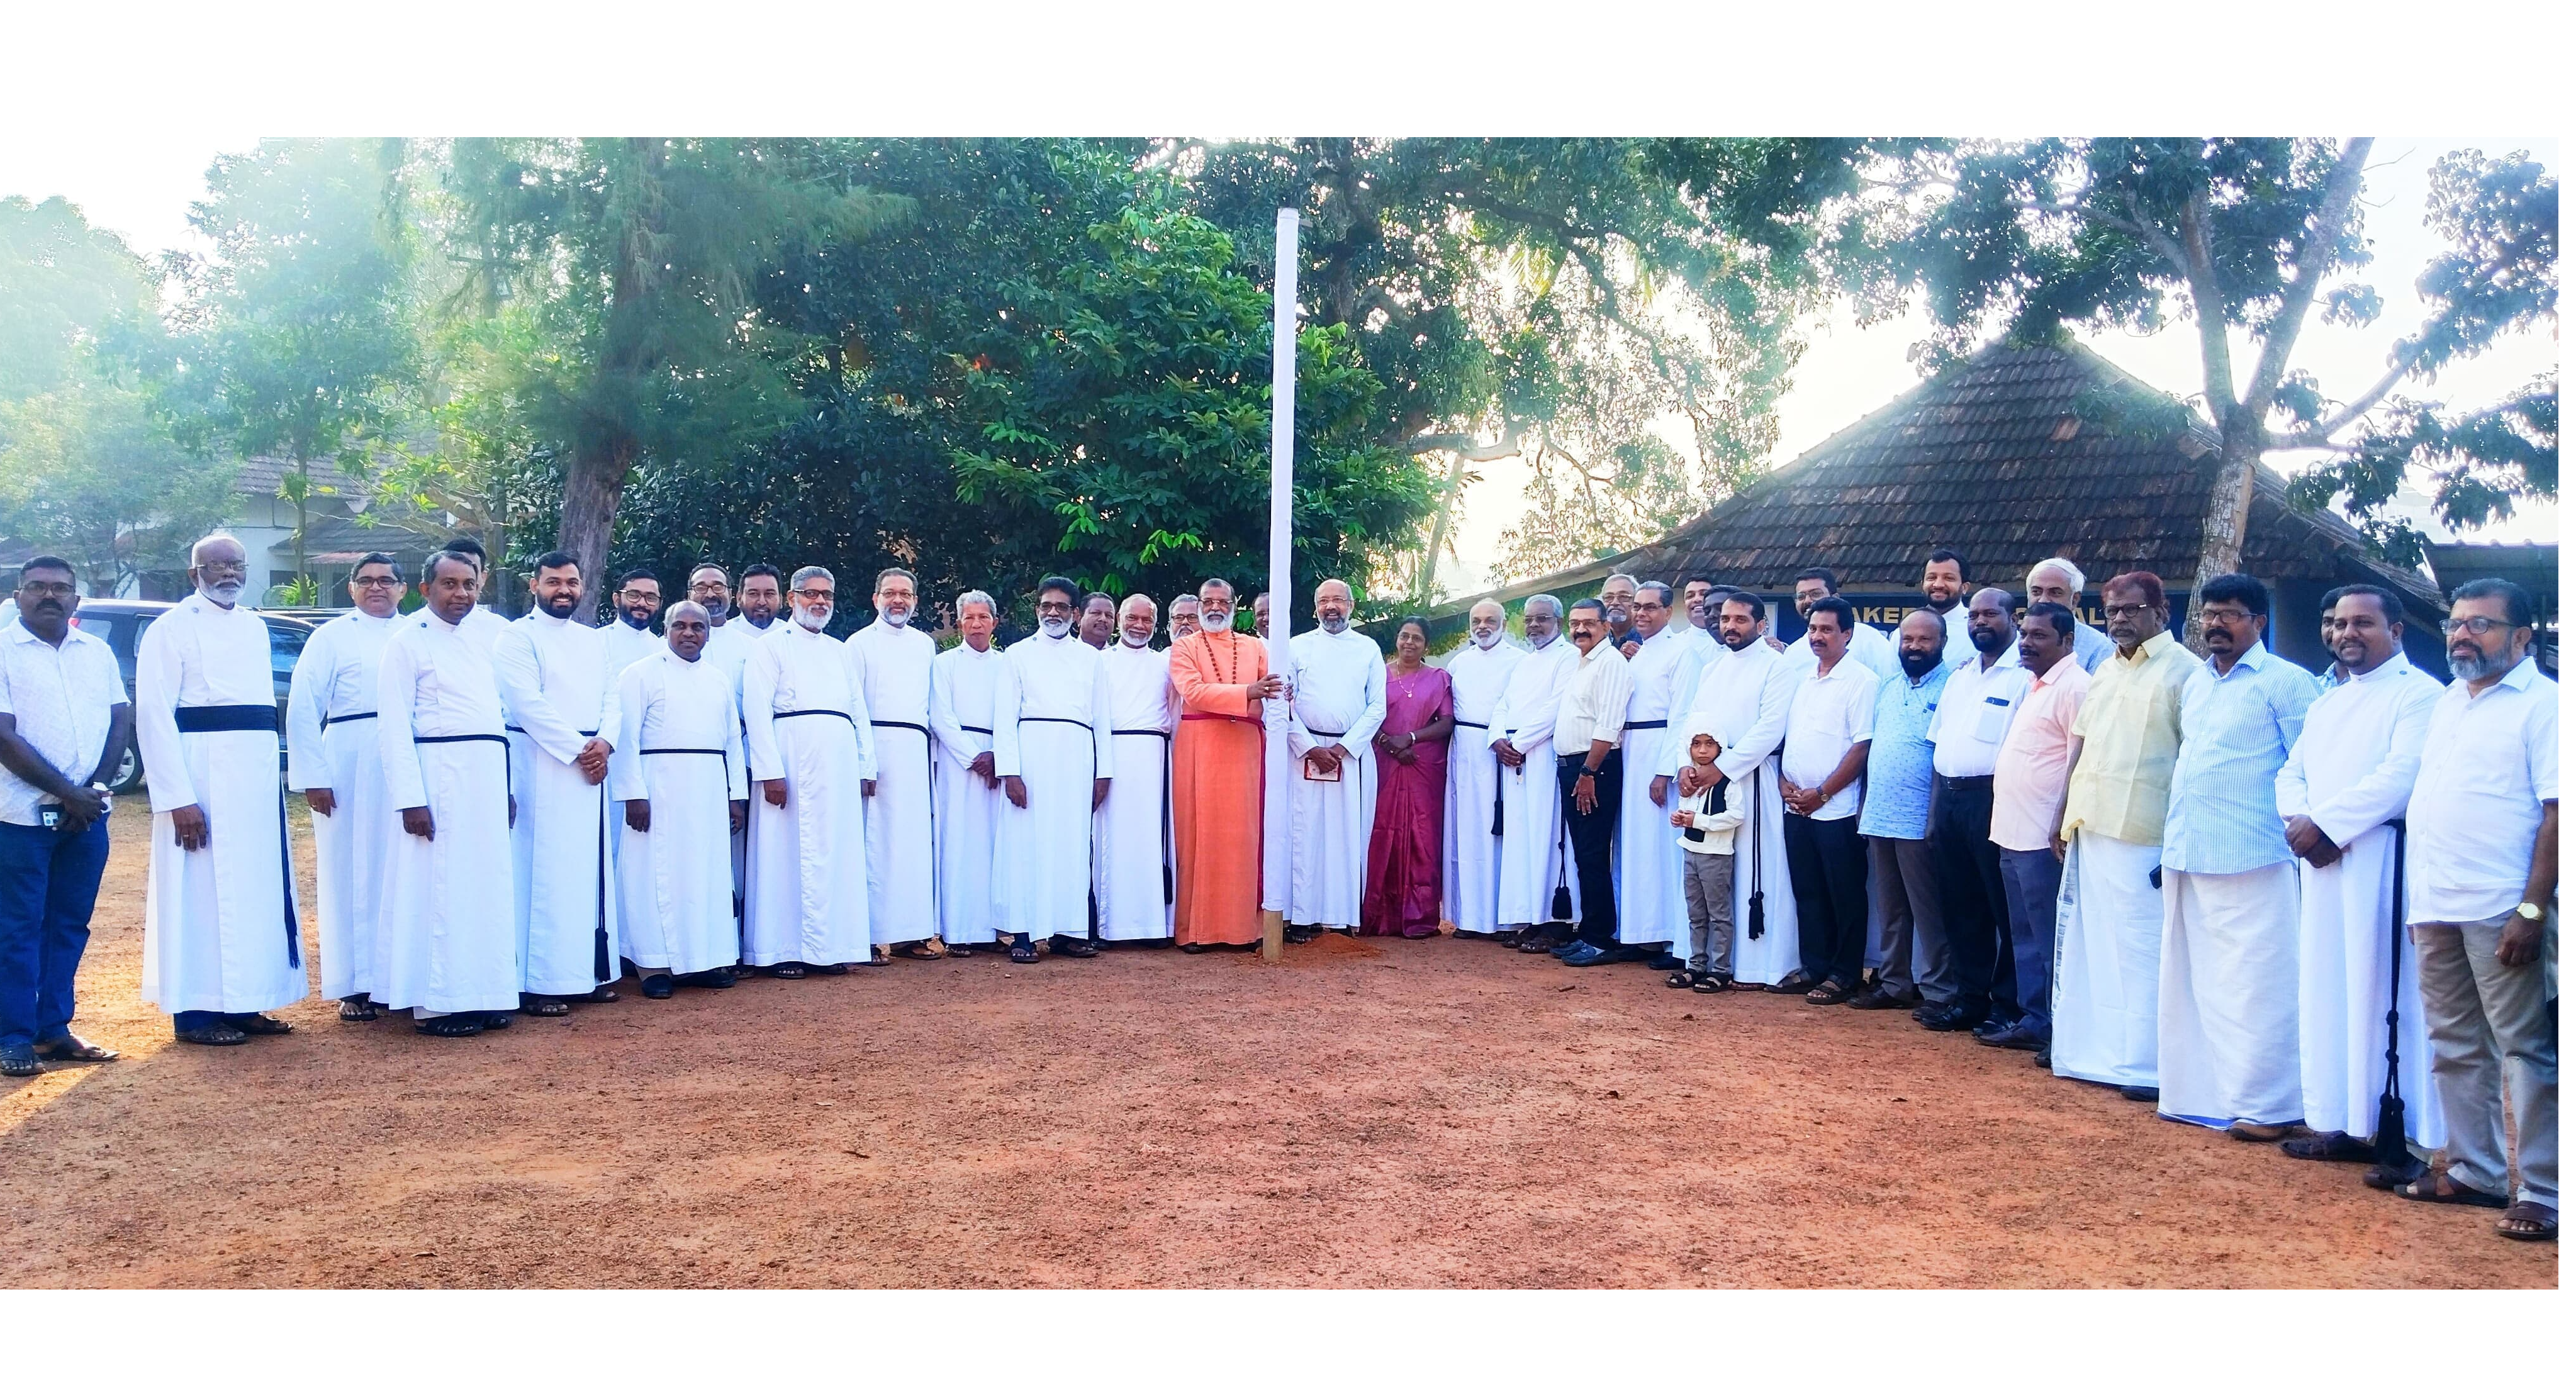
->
xmin=109 ymin=743 xmax=145 ymax=794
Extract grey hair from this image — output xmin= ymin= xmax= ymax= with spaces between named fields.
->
xmin=1524 ymin=594 xmax=1563 ymax=618
xmin=1198 ymin=577 xmax=1234 ymax=600
xmin=1470 ymin=598 xmax=1505 ymax=618
xmin=2027 ymin=557 xmax=2086 ymax=595
xmin=955 ymin=589 xmax=997 ymax=616
xmin=1636 ymin=580 xmax=1672 ymax=606
xmin=789 ymin=565 xmax=835 ymax=591
xmin=189 ymin=532 xmax=245 ymax=564
xmin=664 ymin=599 xmax=710 ymax=624
xmin=1601 ymin=572 xmax=1638 ymax=591
xmin=1119 ymin=593 xmax=1158 ymax=617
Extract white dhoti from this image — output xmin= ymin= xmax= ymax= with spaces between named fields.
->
xmin=2158 ymin=862 xmax=2303 ymax=1128
xmin=742 ymin=715 xmax=873 ymax=967
xmin=1286 ymin=742 xmax=1375 ymax=931
xmin=934 ymin=742 xmax=1003 ymax=944
xmin=1726 ymin=760 xmax=1800 ymax=987
xmin=1095 ymin=730 xmax=1173 ymax=941
xmin=864 ymin=720 xmax=938 ymax=946
xmin=1496 ymin=755 xmax=1581 ymax=930
xmin=375 ymin=737 xmax=519 ymax=1016
xmin=1445 ymin=724 xmax=1507 ymax=933
xmin=2051 ymin=830 xmax=2163 ymax=1090
xmin=508 ymin=734 xmax=620 ymax=995
xmin=1002 ymin=718 xmax=1098 ymax=940
xmin=617 ymin=750 xmax=741 ymax=976
xmin=2297 ymin=825 xmax=2444 ymax=1145
xmin=140 ymin=715 xmax=306 ymax=1015
xmin=1614 ymin=723 xmax=1686 ymax=949
xmin=308 ymin=715 xmax=389 ymax=1001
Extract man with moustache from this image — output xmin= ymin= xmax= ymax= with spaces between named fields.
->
xmin=1547 ymin=598 xmax=1636 ymax=967
xmin=2157 ymin=573 xmax=2318 ymax=1137
xmin=1774 ymin=596 xmax=1878 ymax=1000
xmin=1920 ymin=588 xmax=2031 ymax=1035
xmin=1923 ymin=549 xmax=1976 ymax=667
xmin=995 ymin=576 xmax=1112 ymax=962
xmin=930 ymin=591 xmax=1008 ymax=955
xmin=741 ymin=567 xmax=876 ymax=978
xmin=1444 ymin=598 xmax=1526 ymax=939
xmin=2025 ymin=558 xmax=2114 ymax=672
xmin=1282 ymin=579 xmax=1387 ymax=941
xmin=1495 ymin=596 xmax=1582 ymax=951
xmin=1981 ymin=601 xmax=2090 ymax=1057
xmin=1776 ymin=567 xmax=1898 ymax=681
xmin=851 ymin=567 xmax=941 ymax=962
xmin=1169 ymin=579 xmax=1284 ymax=951
xmin=1096 ymin=594 xmax=1179 ymax=944
xmin=285 ymin=553 xmax=406 ymax=1021
xmin=1167 ymin=594 xmax=1202 ymax=647
xmin=610 ymin=599 xmax=748 ymax=998
xmin=494 ymin=552 xmax=623 ymax=1016
xmin=603 ymin=569 xmax=664 ymax=679
xmin=1617 ymin=582 xmax=1694 ymax=967
xmin=2274 ymin=585 xmax=2444 ymax=1176
xmin=728 ymin=564 xmax=786 ymax=643
xmin=1670 ymin=591 xmax=1802 ymax=987
xmin=1851 ymin=609 xmax=1957 ymax=1012
xmin=133 ymin=535 xmax=306 ymax=1047
xmin=1599 ymin=574 xmax=1640 ymax=657
xmin=1078 ymin=592 xmax=1118 ymax=652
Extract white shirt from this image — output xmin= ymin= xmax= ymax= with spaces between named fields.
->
xmin=0 ymin=620 xmax=125 ymax=826
xmin=1940 ymin=603 xmax=1974 ymax=667
xmin=1779 ymin=618 xmax=1900 ymax=682
xmin=1781 ymin=651 xmax=1879 ymax=820
xmin=2404 ymin=654 xmax=2558 ymax=925
xmin=1928 ymin=641 xmax=2030 ymax=779
xmin=1550 ymin=637 xmax=1635 ymax=757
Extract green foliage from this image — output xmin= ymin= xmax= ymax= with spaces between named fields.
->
xmin=0 ymin=377 xmax=238 ymax=591
xmin=0 ymin=196 xmax=159 ymax=403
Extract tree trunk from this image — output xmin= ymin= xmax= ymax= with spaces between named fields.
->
xmin=559 ymin=427 xmax=637 ymax=623
xmin=2185 ymin=416 xmax=2265 ymax=651
xmin=1415 ymin=449 xmax=1470 ymax=603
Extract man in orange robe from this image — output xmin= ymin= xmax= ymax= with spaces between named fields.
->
xmin=1170 ymin=577 xmax=1284 ymax=949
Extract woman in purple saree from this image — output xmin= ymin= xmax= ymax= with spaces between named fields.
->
xmin=1362 ymin=616 xmax=1455 ymax=938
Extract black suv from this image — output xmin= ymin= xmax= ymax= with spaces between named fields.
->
xmin=58 ymin=599 xmax=313 ymax=793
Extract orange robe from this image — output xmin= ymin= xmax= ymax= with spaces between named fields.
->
xmin=1170 ymin=629 xmax=1269 ymax=945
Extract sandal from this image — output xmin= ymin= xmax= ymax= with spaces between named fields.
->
xmin=1 ymin=1045 xmax=40 ymax=1076
xmin=1804 ymin=979 xmax=1853 ymax=1005
xmin=2395 ymin=1173 xmax=2511 ymax=1209
xmin=519 ymin=996 xmax=574 ymax=1017
xmin=32 ymin=1033 xmax=120 ymax=1062
xmin=223 ymin=1013 xmax=294 ymax=1035
xmin=1694 ymin=973 xmax=1732 ymax=993
xmin=2361 ymin=1159 xmax=2427 ymax=1190
xmin=1666 ymin=971 xmax=1696 ymax=989
xmin=176 ymin=1024 xmax=249 ymax=1047
xmin=2281 ymin=1130 xmax=2377 ymax=1163
xmin=339 ymin=996 xmax=379 ymax=1022
xmin=417 ymin=1014 xmax=483 ymax=1038
xmin=2497 ymin=1201 xmax=2558 ymax=1242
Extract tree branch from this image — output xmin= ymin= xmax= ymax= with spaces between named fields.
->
xmin=2243 ymin=138 xmax=2374 ymax=420
xmin=2166 ymin=187 xmax=2239 ymax=430
xmin=1406 ymin=432 xmax=1524 ymax=462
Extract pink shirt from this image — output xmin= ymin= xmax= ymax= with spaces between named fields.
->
xmin=1990 ymin=653 xmax=2091 ymax=851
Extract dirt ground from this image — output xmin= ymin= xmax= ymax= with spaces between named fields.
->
xmin=0 ymin=805 xmax=2553 ymax=1288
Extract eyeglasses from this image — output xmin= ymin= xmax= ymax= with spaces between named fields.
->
xmin=196 ymin=559 xmax=248 ymax=575
xmin=790 ymin=588 xmax=834 ymax=601
xmin=2200 ymin=608 xmax=2251 ymax=625
xmin=350 ymin=576 xmax=402 ymax=590
xmin=2441 ymin=616 xmax=2523 ymax=637
xmin=2102 ymin=602 xmax=2156 ymax=620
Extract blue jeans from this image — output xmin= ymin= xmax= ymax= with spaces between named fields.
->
xmin=0 ymin=819 xmax=110 ymax=1049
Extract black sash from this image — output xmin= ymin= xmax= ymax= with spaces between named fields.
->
xmin=1453 ymin=718 xmax=1490 ymax=731
xmin=1111 ymin=728 xmax=1172 ymax=740
xmin=871 ymin=719 xmax=930 ymax=735
xmin=506 ymin=725 xmax=599 ymax=737
xmin=959 ymin=725 xmax=994 ymax=735
xmin=323 ymin=711 xmax=378 ymax=727
xmin=174 ymin=704 xmax=300 ymax=971
xmin=414 ymin=733 xmax=507 ymax=746
xmin=1021 ymin=716 xmax=1092 ymax=730
xmin=1621 ymin=719 xmax=1668 ymax=732
xmin=641 ymin=747 xmax=727 ymax=757
xmin=774 ymin=709 xmax=853 ymax=724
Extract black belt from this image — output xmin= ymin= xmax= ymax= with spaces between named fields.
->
xmin=773 ymin=709 xmax=853 ymax=723
xmin=1021 ymin=716 xmax=1092 ymax=730
xmin=1621 ymin=719 xmax=1668 ymax=731
xmin=507 ymin=725 xmax=599 ymax=737
xmin=415 ymin=733 xmax=507 ymax=746
xmin=1937 ymin=773 xmax=1993 ymax=793
xmin=1559 ymin=747 xmax=1623 ymax=765
xmin=959 ymin=725 xmax=994 ymax=735
xmin=173 ymin=703 xmax=298 ymax=973
xmin=641 ymin=747 xmax=726 ymax=757
xmin=175 ymin=705 xmax=276 ymax=733
xmin=323 ymin=711 xmax=377 ymax=727
xmin=1112 ymin=728 xmax=1172 ymax=740
xmin=1304 ymin=729 xmax=1345 ymax=739
xmin=871 ymin=719 xmax=929 ymax=734
xmin=1453 ymin=718 xmax=1490 ymax=731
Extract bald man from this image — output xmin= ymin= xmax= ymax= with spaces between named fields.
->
xmin=1096 ymin=594 xmax=1179 ymax=942
xmin=1282 ymin=579 xmax=1386 ymax=939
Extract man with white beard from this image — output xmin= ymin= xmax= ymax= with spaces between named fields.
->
xmin=741 ymin=567 xmax=876 ymax=978
xmin=612 ymin=601 xmax=748 ymax=998
xmin=603 ymin=569 xmax=665 ymax=681
xmin=1672 ymin=589 xmax=1803 ymax=988
xmin=1282 ymin=579 xmax=1387 ymax=940
xmin=376 ymin=550 xmax=520 ymax=1037
xmin=995 ymin=576 xmax=1113 ymax=962
xmin=286 ymin=553 xmax=405 ymax=1021
xmin=1167 ymin=594 xmax=1201 ymax=647
xmin=133 ymin=535 xmax=306 ymax=1046
xmin=930 ymin=591 xmax=1007 ymax=954
xmin=1494 ymin=596 xmax=1581 ymax=949
xmin=1617 ymin=581 xmax=1693 ymax=966
xmin=493 ymin=552 xmax=623 ymax=1016
xmin=849 ymin=567 xmax=941 ymax=961
xmin=1444 ymin=599 xmax=1525 ymax=939
xmin=2274 ymin=586 xmax=2444 ymax=1174
xmin=1097 ymin=594 xmax=1179 ymax=944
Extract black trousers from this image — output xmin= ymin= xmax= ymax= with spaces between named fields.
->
xmin=1557 ymin=750 xmax=1622 ymax=947
xmin=1930 ymin=775 xmax=2019 ymax=1022
xmin=1782 ymin=812 xmax=1868 ymax=986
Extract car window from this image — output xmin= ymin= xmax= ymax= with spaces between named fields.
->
xmin=268 ymin=622 xmax=308 ymax=679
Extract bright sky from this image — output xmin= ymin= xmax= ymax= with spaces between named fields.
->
xmin=1 ymin=135 xmax=2555 ymax=596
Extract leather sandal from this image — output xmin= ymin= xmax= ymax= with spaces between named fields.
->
xmin=33 ymin=1033 xmax=120 ymax=1062
xmin=176 ymin=1024 xmax=250 ymax=1047
xmin=223 ymin=1013 xmax=294 ymax=1035
xmin=1 ymin=1045 xmax=42 ymax=1077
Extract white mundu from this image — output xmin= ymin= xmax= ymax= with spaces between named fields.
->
xmin=2276 ymin=655 xmax=2447 ymax=1147
xmin=994 ymin=631 xmax=1111 ymax=940
xmin=1443 ymin=635 xmax=1526 ymax=934
xmin=495 ymin=610 xmax=624 ymax=996
xmin=1615 ymin=621 xmax=1692 ymax=951
xmin=1494 ymin=635 xmax=1580 ymax=930
xmin=611 ymin=649 xmax=747 ymax=976
xmin=1284 ymin=624 xmax=1387 ymax=932
xmin=375 ymin=615 xmax=519 ymax=1017
xmin=849 ymin=616 xmax=939 ymax=947
xmin=929 ymin=639 xmax=1005 ymax=945
xmin=1095 ymin=639 xmax=1179 ymax=941
xmin=1672 ymin=635 xmax=1802 ymax=985
xmin=135 ymin=594 xmax=306 ymax=1017
xmin=285 ymin=606 xmax=399 ymax=1002
xmin=742 ymin=621 xmax=876 ymax=967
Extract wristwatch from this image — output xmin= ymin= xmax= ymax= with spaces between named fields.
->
xmin=2515 ymin=901 xmax=2544 ymax=922
xmin=1578 ymin=765 xmax=1600 ymax=779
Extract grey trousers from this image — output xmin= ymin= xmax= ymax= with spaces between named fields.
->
xmin=2416 ymin=917 xmax=2557 ymax=1208
xmin=1997 ymin=846 xmax=2066 ymax=1028
xmin=1867 ymin=834 xmax=1954 ymax=1003
xmin=1681 ymin=848 xmax=1736 ymax=978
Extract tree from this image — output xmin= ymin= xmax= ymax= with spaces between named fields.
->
xmin=1864 ymin=138 xmax=2557 ymax=591
xmin=1171 ymin=138 xmax=1894 ymax=589
xmin=435 ymin=138 xmax=907 ymax=616
xmin=0 ymin=195 xmax=159 ymax=403
xmin=157 ymin=140 xmax=420 ymax=597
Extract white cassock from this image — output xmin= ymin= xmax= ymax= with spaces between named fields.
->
xmin=135 ymin=594 xmax=307 ymax=1016
xmin=494 ymin=611 xmax=624 ymax=996
xmin=1284 ymin=626 xmax=1387 ymax=932
xmin=375 ymin=614 xmax=518 ymax=1018
xmin=1672 ymin=637 xmax=1801 ymax=985
xmin=849 ymin=617 xmax=939 ymax=947
xmin=698 ymin=616 xmax=756 ymax=907
xmin=931 ymin=640 xmax=1006 ymax=945
xmin=612 ymin=648 xmax=747 ymax=976
xmin=994 ymin=630 xmax=1111 ymax=940
xmin=603 ymin=619 xmax=663 ymax=681
xmin=285 ymin=607 xmax=399 ymax=1001
xmin=742 ymin=622 xmax=876 ymax=967
xmin=1096 ymin=640 xmax=1179 ymax=941
xmin=2276 ymin=656 xmax=2446 ymax=1146
xmin=410 ymin=602 xmax=512 ymax=659
xmin=1614 ymin=622 xmax=1692 ymax=950
xmin=1443 ymin=637 xmax=1526 ymax=934
xmin=1495 ymin=636 xmax=1581 ymax=930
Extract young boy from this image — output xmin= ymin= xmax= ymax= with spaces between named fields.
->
xmin=1668 ymin=731 xmax=1745 ymax=992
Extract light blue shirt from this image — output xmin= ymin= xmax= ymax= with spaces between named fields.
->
xmin=1858 ymin=658 xmax=1954 ymax=840
xmin=2161 ymin=642 xmax=2319 ymax=874
xmin=2071 ymin=618 xmax=2114 ymax=672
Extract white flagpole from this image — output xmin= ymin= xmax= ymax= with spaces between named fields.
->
xmin=1260 ymin=207 xmax=1298 ymax=962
